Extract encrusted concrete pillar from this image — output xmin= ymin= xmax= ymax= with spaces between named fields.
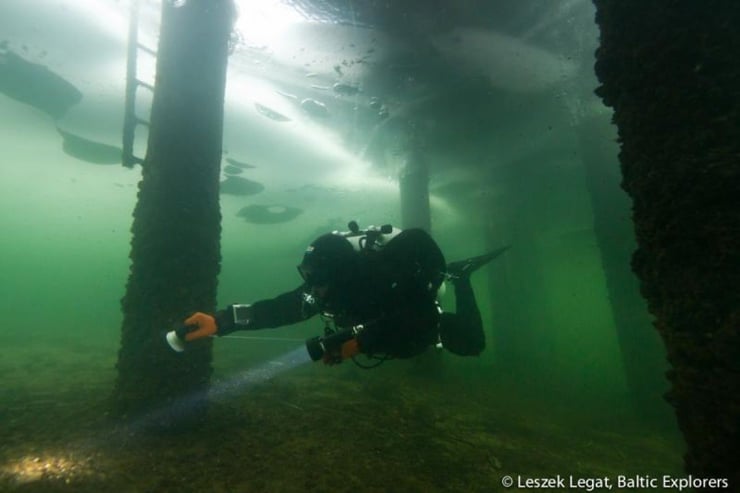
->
xmin=593 ymin=1 xmax=740 ymax=485
xmin=113 ymin=0 xmax=235 ymax=427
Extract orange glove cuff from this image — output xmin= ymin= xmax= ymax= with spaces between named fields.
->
xmin=340 ymin=338 xmax=360 ymax=360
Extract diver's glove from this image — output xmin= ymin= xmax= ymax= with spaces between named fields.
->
xmin=165 ymin=312 xmax=218 ymax=352
xmin=166 ymin=304 xmax=254 ymax=352
xmin=305 ymin=324 xmax=364 ymax=364
xmin=322 ymin=338 xmax=361 ymax=366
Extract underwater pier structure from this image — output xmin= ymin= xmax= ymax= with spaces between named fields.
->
xmin=578 ymin=112 xmax=668 ymax=422
xmin=113 ymin=0 xmax=236 ymax=424
xmin=593 ymin=0 xmax=740 ymax=486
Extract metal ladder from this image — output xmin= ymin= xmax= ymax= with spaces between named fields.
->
xmin=122 ymin=0 xmax=154 ymax=168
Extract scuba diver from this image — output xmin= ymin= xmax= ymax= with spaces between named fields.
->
xmin=167 ymin=221 xmax=508 ymax=366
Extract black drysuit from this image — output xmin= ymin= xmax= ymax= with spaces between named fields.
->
xmin=245 ymin=229 xmax=485 ymax=358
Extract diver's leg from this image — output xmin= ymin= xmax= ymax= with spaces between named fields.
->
xmin=446 ymin=246 xmax=509 ymax=279
xmin=439 ymin=277 xmax=485 ymax=356
xmin=440 ymin=246 xmax=508 ymax=355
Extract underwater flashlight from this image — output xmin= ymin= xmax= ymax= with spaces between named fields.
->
xmin=166 ymin=326 xmax=190 ymax=352
xmin=165 ymin=312 xmax=220 ymax=352
xmin=305 ymin=325 xmax=364 ymax=361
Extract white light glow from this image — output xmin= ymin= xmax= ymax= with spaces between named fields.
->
xmin=225 ymin=70 xmax=380 ymax=189
xmin=2 ymin=452 xmax=93 ymax=484
xmin=65 ymin=0 xmax=130 ymax=42
xmin=234 ymin=0 xmax=306 ymax=47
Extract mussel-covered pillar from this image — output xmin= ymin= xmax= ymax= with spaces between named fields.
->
xmin=593 ymin=1 xmax=740 ymax=485
xmin=113 ymin=0 xmax=235 ymax=425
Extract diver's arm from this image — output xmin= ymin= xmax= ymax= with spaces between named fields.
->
xmin=169 ymin=285 xmax=317 ymax=351
xmin=216 ymin=285 xmax=317 ymax=334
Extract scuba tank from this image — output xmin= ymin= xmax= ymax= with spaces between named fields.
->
xmin=333 ymin=220 xmax=446 ymax=299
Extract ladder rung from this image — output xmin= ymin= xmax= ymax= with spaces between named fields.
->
xmin=123 ymin=154 xmax=145 ymax=167
xmin=137 ymin=43 xmax=156 ymax=56
xmin=136 ymin=79 xmax=154 ymax=92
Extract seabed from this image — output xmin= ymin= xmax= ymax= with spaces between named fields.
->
xmin=1 ymin=340 xmax=682 ymax=492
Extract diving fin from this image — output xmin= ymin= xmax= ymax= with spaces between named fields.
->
xmin=446 ymin=245 xmax=510 ymax=279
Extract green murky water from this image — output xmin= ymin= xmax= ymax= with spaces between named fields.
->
xmin=0 ymin=1 xmax=683 ymax=491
